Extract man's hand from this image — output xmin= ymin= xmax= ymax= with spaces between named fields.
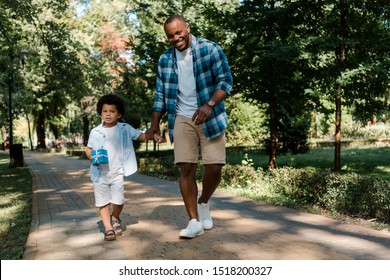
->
xmin=145 ymin=127 xmax=159 ymax=140
xmin=192 ymin=104 xmax=212 ymax=125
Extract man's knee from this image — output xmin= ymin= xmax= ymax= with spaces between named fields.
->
xmin=204 ymin=164 xmax=223 ymax=176
xmin=179 ymin=163 xmax=198 ymax=177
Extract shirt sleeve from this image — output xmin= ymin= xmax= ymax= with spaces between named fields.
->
xmin=127 ymin=124 xmax=142 ymax=140
xmin=86 ymin=130 xmax=95 ymax=148
xmin=153 ymin=57 xmax=168 ymax=114
xmin=211 ymin=44 xmax=233 ymax=95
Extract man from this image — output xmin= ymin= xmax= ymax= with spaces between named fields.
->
xmin=146 ymin=15 xmax=233 ymax=239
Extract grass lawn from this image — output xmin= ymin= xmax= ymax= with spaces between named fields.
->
xmin=226 ymin=146 xmax=390 ymax=181
xmin=137 ymin=145 xmax=390 ymax=181
xmin=0 ymin=153 xmax=32 ymax=260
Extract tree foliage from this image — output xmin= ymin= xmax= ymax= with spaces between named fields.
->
xmin=1 ymin=0 xmax=388 ymax=171
xmin=303 ymin=0 xmax=390 ymax=170
xmin=217 ymin=0 xmax=389 ymax=169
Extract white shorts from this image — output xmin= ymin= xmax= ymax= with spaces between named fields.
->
xmin=93 ymin=171 xmax=124 ymax=207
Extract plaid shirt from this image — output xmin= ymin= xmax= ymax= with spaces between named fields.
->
xmin=153 ymin=35 xmax=233 ymax=141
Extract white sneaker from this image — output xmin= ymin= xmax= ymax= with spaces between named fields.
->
xmin=179 ymin=219 xmax=204 ymax=239
xmin=198 ymin=202 xmax=213 ymax=230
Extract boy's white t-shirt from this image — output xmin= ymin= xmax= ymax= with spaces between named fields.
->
xmin=101 ymin=125 xmax=123 ymax=174
xmin=87 ymin=122 xmax=141 ymax=182
xmin=175 ymin=47 xmax=197 ymax=118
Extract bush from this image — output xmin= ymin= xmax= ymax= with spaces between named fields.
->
xmin=225 ymin=96 xmax=266 ymax=146
xmin=342 ymin=123 xmax=390 ymax=139
xmin=138 ymin=156 xmax=179 ymax=181
xmin=221 ymin=165 xmax=390 ymax=223
xmin=221 ymin=164 xmax=264 ymax=190
xmin=136 ymin=149 xmax=390 ymax=224
xmin=267 ymin=167 xmax=328 ymax=205
xmin=321 ymin=173 xmax=390 ymax=221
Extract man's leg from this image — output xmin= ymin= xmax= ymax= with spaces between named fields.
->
xmin=178 ymin=162 xmax=204 ymax=238
xmin=198 ymin=131 xmax=225 ymax=204
xmin=197 ymin=164 xmax=223 ymax=230
xmin=173 ymin=116 xmax=204 ymax=238
xmin=178 ymin=162 xmax=199 ymax=219
xmin=198 ymin=164 xmax=223 ymax=204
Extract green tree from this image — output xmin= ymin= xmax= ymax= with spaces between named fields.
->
xmin=1 ymin=0 xmax=88 ymax=148
xmin=75 ymin=0 xmax=150 ymax=146
xmin=225 ymin=95 xmax=266 ymax=146
xmin=226 ymin=0 xmax=317 ymax=168
xmin=0 ymin=0 xmax=41 ymax=145
xmin=307 ymin=0 xmax=390 ymax=171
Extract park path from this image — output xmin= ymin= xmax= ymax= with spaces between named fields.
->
xmin=22 ymin=150 xmax=390 ymax=260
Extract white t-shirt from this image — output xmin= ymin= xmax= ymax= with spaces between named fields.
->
xmin=175 ymin=48 xmax=197 ymax=118
xmin=87 ymin=122 xmax=141 ymax=182
xmin=101 ymin=125 xmax=122 ymax=175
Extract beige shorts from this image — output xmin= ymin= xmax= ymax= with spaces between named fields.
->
xmin=173 ymin=115 xmax=226 ymax=165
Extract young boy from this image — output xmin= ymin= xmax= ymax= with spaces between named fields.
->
xmin=85 ymin=94 xmax=161 ymax=241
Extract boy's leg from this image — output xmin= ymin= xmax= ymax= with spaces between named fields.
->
xmin=100 ymin=203 xmax=113 ymax=231
xmin=112 ymin=204 xmax=123 ymax=220
xmin=109 ymin=172 xmax=125 ymax=235
xmin=93 ymin=173 xmax=116 ymax=239
xmin=111 ymin=204 xmax=123 ymax=235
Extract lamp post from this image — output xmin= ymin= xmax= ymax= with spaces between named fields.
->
xmin=8 ymin=69 xmax=15 ymax=146
xmin=8 ymin=50 xmax=36 ymax=168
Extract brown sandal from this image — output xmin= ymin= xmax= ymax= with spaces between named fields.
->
xmin=104 ymin=229 xmax=116 ymax=241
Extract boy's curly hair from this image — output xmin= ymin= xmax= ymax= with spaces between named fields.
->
xmin=96 ymin=94 xmax=126 ymax=116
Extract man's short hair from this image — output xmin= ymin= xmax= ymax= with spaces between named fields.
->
xmin=164 ymin=15 xmax=187 ymax=25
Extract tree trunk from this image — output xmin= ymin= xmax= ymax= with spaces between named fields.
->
xmin=83 ymin=115 xmax=89 ymax=146
xmin=311 ymin=104 xmax=318 ymax=138
xmin=268 ymin=91 xmax=278 ymax=169
xmin=51 ymin=123 xmax=59 ymax=141
xmin=334 ymin=92 xmax=342 ymax=171
xmin=333 ymin=0 xmax=347 ymax=171
xmin=36 ymin=111 xmax=46 ymax=149
xmin=267 ymin=0 xmax=277 ymax=169
xmin=25 ymin=113 xmax=34 ymax=150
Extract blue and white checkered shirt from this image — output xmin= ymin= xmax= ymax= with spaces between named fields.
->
xmin=153 ymin=35 xmax=233 ymax=142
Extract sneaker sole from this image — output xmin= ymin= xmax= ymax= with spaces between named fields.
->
xmin=179 ymin=229 xmax=205 ymax=239
xmin=203 ymin=225 xmax=213 ymax=230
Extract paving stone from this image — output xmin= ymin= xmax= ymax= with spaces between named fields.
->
xmin=22 ymin=151 xmax=390 ymax=260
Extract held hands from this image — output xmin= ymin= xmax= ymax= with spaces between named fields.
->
xmin=145 ymin=127 xmax=163 ymax=143
xmin=153 ymin=133 xmax=163 ymax=143
xmin=145 ymin=127 xmax=158 ymax=140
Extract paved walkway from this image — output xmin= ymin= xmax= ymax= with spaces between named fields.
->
xmin=22 ymin=151 xmax=390 ymax=260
